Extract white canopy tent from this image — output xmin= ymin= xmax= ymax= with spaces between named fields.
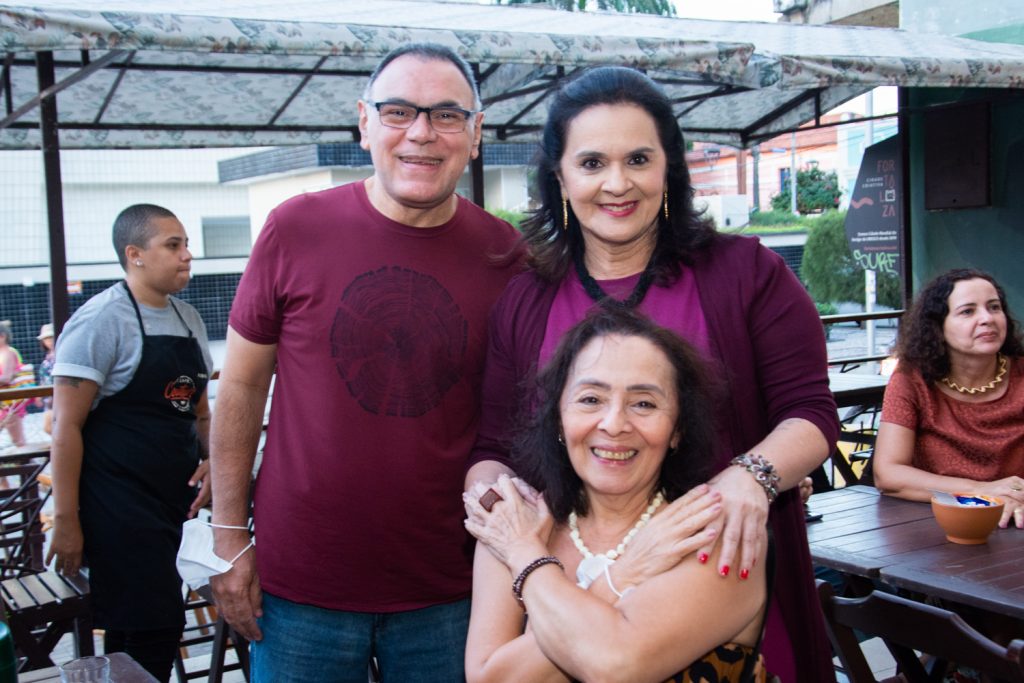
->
xmin=4 ymin=1 xmax=1024 ymax=149
xmin=3 ymin=0 xmax=1024 ymax=324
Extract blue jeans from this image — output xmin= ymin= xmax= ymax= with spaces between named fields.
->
xmin=251 ymin=592 xmax=470 ymax=683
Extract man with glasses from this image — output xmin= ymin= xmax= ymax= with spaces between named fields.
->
xmin=209 ymin=44 xmax=522 ymax=681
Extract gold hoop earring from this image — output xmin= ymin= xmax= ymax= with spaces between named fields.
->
xmin=562 ymin=198 xmax=569 ymax=232
xmin=663 ymin=190 xmax=669 ymax=221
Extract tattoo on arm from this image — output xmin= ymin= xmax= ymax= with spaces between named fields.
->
xmin=55 ymin=376 xmax=84 ymax=388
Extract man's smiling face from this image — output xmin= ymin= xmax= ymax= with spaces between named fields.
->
xmin=358 ymin=54 xmax=482 ymax=225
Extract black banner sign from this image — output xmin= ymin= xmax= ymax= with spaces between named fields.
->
xmin=844 ymin=135 xmax=901 ymax=276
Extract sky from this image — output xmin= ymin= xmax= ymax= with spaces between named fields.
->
xmin=671 ymin=0 xmax=779 ymax=22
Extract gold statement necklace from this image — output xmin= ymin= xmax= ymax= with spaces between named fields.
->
xmin=941 ymin=354 xmax=1008 ymax=395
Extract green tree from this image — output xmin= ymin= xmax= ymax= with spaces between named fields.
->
xmin=771 ymin=166 xmax=842 ymax=214
xmin=495 ymin=0 xmax=675 ymax=15
xmin=487 ymin=207 xmax=526 ymax=231
xmin=801 ymin=211 xmax=902 ymax=308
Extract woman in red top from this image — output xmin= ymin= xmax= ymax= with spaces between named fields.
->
xmin=875 ymin=268 xmax=1024 ymax=528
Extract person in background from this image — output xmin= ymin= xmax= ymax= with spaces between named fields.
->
xmin=464 ymin=307 xmax=771 ymax=682
xmin=209 ymin=43 xmax=522 ymax=681
xmin=47 ymin=204 xmax=213 ymax=682
xmin=467 ymin=66 xmax=839 ymax=682
xmin=0 ymin=320 xmax=27 ymax=449
xmin=874 ymin=268 xmax=1024 ymax=529
xmin=36 ymin=323 xmax=56 ymax=435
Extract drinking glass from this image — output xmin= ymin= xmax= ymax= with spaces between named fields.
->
xmin=59 ymin=655 xmax=110 ymax=683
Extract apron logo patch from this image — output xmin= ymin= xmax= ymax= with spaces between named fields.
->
xmin=164 ymin=375 xmax=197 ymax=412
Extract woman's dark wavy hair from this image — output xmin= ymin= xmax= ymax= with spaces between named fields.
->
xmin=896 ymin=268 xmax=1024 ymax=382
xmin=514 ymin=306 xmax=716 ymax=523
xmin=520 ymin=66 xmax=716 ymax=284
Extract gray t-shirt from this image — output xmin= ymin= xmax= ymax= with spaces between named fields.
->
xmin=54 ymin=282 xmax=213 ymax=410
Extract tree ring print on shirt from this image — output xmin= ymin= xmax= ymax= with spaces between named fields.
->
xmin=331 ymin=266 xmax=467 ymax=417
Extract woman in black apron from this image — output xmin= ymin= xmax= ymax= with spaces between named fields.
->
xmin=48 ymin=205 xmax=212 ymax=683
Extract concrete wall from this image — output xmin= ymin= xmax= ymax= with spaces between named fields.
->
xmin=779 ymin=0 xmax=897 ymax=27
xmin=896 ymin=1 xmax=1024 ymax=308
xmin=240 ymin=165 xmax=530 ymax=240
xmin=695 ymin=195 xmax=750 ymax=229
xmin=483 ymin=167 xmax=530 ymax=214
xmin=241 ymin=168 xmax=343 ymax=239
xmin=901 ymin=0 xmax=1023 ymax=35
xmin=0 ymin=148 xmax=254 ymax=286
xmin=799 ymin=0 xmax=897 ymax=27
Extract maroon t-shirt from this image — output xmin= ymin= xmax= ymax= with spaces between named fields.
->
xmin=229 ymin=181 xmax=522 ymax=611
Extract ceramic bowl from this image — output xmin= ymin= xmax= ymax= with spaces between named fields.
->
xmin=930 ymin=494 xmax=1004 ymax=545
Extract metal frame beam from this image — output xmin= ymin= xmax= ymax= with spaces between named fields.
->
xmin=36 ymin=52 xmax=70 ymax=333
xmin=0 ymin=50 xmax=128 ymax=131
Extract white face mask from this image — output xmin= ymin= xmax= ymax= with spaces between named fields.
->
xmin=176 ymin=518 xmax=253 ymax=590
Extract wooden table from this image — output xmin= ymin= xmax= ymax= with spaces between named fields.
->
xmin=807 ymin=486 xmax=1024 ymax=620
xmin=19 ymin=652 xmax=158 ymax=682
xmin=880 ymin=537 xmax=1024 ymax=621
xmin=828 ymin=371 xmax=890 ymax=409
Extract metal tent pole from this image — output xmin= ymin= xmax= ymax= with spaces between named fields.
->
xmin=36 ymin=51 xmax=70 ymax=333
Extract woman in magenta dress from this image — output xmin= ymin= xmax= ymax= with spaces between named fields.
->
xmin=467 ymin=67 xmax=839 ymax=682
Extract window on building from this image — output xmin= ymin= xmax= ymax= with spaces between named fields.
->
xmin=779 ymin=167 xmax=791 ymax=189
xmin=202 ymin=216 xmax=251 ymax=257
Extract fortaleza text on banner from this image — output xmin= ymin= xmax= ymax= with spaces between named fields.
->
xmin=844 ymin=135 xmax=902 ymax=278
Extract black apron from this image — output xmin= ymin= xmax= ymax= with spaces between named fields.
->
xmin=79 ymin=282 xmax=208 ymax=630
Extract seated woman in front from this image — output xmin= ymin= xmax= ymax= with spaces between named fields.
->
xmin=464 ymin=307 xmax=770 ymax=683
xmin=874 ymin=268 xmax=1024 ymax=528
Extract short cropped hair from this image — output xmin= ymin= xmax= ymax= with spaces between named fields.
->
xmin=362 ymin=43 xmax=482 ymax=111
xmin=112 ymin=204 xmax=177 ymax=270
xmin=514 ymin=306 xmax=717 ymax=523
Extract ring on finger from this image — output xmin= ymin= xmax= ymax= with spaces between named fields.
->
xmin=479 ymin=488 xmax=503 ymax=512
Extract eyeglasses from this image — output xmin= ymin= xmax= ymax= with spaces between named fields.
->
xmin=372 ymin=101 xmax=476 ymax=134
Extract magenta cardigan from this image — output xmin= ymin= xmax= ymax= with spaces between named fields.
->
xmin=470 ymin=233 xmax=840 ymax=683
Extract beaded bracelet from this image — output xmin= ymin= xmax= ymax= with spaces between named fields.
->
xmin=729 ymin=453 xmax=781 ymax=503
xmin=512 ymin=556 xmax=564 ymax=607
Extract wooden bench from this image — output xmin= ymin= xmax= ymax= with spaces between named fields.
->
xmin=0 ymin=570 xmax=93 ymax=671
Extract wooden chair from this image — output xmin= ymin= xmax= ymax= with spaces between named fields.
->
xmin=816 ymin=580 xmax=1024 ymax=683
xmin=0 ymin=570 xmax=93 ymax=671
xmin=173 ymin=586 xmax=249 ymax=683
xmin=831 ymin=403 xmax=880 ymax=487
xmin=0 ymin=460 xmax=49 ymax=579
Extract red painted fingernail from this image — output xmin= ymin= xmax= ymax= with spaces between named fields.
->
xmin=740 ymin=568 xmax=750 ymax=580
xmin=720 ymin=565 xmax=730 ymax=577
xmin=698 ymin=552 xmax=709 ymax=564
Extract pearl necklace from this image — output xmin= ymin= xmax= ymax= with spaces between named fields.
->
xmin=941 ymin=354 xmax=1008 ymax=395
xmin=568 ymin=491 xmax=665 ymax=588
